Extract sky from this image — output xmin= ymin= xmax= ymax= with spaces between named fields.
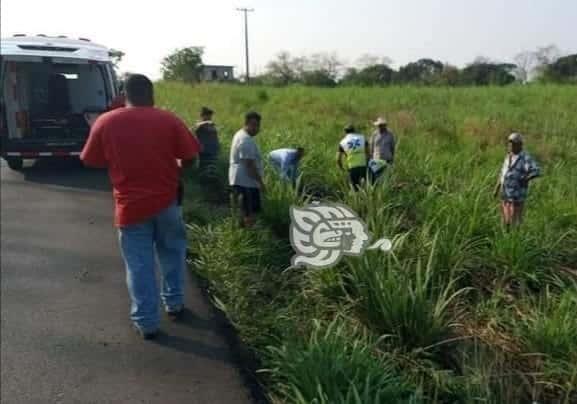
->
xmin=2 ymin=0 xmax=576 ymax=79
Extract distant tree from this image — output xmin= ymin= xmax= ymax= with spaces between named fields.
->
xmin=161 ymin=47 xmax=204 ymax=83
xmin=461 ymin=62 xmax=516 ymax=86
xmin=341 ymin=67 xmax=359 ymax=83
xmin=301 ymin=70 xmax=337 ymax=87
xmin=263 ymin=52 xmax=342 ymax=86
xmin=396 ymin=58 xmax=444 ymax=84
xmin=542 ymin=54 xmax=577 ymax=83
xmin=307 ymin=52 xmax=343 ymax=81
xmin=512 ymin=45 xmax=563 ymax=82
xmin=435 ymin=64 xmax=461 ymax=86
xmin=514 ymin=51 xmax=538 ymax=83
xmin=473 ymin=56 xmax=492 ymax=65
xmin=535 ymin=45 xmax=561 ymax=67
xmin=355 ymin=53 xmax=393 ymax=69
xmin=266 ymin=51 xmax=299 ymax=85
xmin=533 ymin=45 xmax=561 ymax=79
xmin=341 ymin=64 xmax=394 ymax=86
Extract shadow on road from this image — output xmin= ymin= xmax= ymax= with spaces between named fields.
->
xmin=173 ymin=308 xmax=220 ymax=332
xmin=19 ymin=159 xmax=111 ymax=192
xmin=154 ymin=333 xmax=234 ymax=363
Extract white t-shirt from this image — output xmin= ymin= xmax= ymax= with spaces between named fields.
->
xmin=228 ymin=129 xmax=263 ymax=188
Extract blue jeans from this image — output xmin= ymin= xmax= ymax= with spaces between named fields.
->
xmin=118 ymin=202 xmax=187 ymax=333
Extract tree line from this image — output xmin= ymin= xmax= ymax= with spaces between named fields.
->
xmin=159 ymin=45 xmax=577 ymax=87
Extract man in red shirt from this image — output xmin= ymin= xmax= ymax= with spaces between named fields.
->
xmin=81 ymin=74 xmax=200 ymax=339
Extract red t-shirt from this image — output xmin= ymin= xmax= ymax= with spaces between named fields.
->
xmin=81 ymin=107 xmax=200 ymax=227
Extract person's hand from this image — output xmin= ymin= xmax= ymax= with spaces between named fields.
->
xmin=493 ymin=183 xmax=501 ymax=198
xmin=259 ymin=181 xmax=266 ymax=194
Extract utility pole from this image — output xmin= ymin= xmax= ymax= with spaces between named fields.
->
xmin=237 ymin=7 xmax=254 ymax=83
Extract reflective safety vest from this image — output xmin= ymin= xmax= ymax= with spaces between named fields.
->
xmin=339 ymin=134 xmax=367 ymax=169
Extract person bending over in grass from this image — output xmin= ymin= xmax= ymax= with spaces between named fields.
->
xmin=337 ymin=125 xmax=370 ymax=191
xmin=229 ymin=111 xmax=264 ymax=227
xmin=268 ymin=147 xmax=305 ymax=186
xmin=494 ymin=132 xmax=540 ymax=228
xmin=81 ymin=74 xmax=201 ymax=340
xmin=368 ymin=117 xmax=395 ymax=183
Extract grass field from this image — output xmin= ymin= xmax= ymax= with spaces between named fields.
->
xmin=157 ymin=83 xmax=577 ymax=403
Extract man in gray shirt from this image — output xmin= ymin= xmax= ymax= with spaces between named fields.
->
xmin=229 ymin=111 xmax=264 ymax=227
xmin=368 ymin=117 xmax=396 ymax=182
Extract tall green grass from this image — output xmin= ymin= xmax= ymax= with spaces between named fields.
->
xmin=165 ymin=84 xmax=577 ymax=403
xmin=265 ymin=319 xmax=418 ymax=404
xmin=345 ymin=238 xmax=469 ymax=354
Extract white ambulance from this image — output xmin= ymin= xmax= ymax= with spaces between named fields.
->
xmin=0 ymin=35 xmax=119 ymax=170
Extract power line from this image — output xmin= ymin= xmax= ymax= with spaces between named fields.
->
xmin=237 ymin=7 xmax=254 ymax=83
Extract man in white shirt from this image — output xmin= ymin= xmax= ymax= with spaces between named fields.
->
xmin=268 ymin=147 xmax=305 ymax=185
xmin=229 ymin=111 xmax=264 ymax=227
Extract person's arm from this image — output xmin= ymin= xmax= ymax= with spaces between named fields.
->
xmin=494 ymin=158 xmax=506 ymax=197
xmin=368 ymin=134 xmax=374 ymax=159
xmin=493 ymin=181 xmax=502 ymax=198
xmin=365 ymin=139 xmax=371 ymax=162
xmin=173 ymin=116 xmax=201 ymax=168
xmin=518 ymin=155 xmax=540 ymax=188
xmin=524 ymin=155 xmax=540 ymax=182
xmin=80 ymin=117 xmax=108 ymax=168
xmin=337 ymin=145 xmax=346 ymax=171
xmin=390 ymin=134 xmax=396 ymax=163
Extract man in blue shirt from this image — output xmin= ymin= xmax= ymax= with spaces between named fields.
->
xmin=268 ymin=147 xmax=305 ymax=185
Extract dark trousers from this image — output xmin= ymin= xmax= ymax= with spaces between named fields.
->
xmin=231 ymin=185 xmax=262 ymax=217
xmin=348 ymin=166 xmax=367 ymax=191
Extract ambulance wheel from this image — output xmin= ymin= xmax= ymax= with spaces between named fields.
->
xmin=6 ymin=157 xmax=23 ymax=171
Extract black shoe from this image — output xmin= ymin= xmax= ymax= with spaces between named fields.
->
xmin=166 ymin=307 xmax=185 ymax=322
xmin=134 ymin=326 xmax=159 ymax=340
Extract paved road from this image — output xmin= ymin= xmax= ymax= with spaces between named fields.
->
xmin=1 ymin=160 xmax=252 ymax=404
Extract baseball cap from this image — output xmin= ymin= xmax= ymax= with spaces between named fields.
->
xmin=508 ymin=133 xmax=523 ymax=143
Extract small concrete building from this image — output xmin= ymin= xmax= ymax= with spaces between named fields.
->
xmin=201 ymin=65 xmax=235 ymax=82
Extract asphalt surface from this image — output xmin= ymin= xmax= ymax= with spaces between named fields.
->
xmin=0 ymin=160 xmax=252 ymax=404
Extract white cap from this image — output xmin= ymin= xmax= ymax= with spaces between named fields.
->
xmin=508 ymin=132 xmax=523 ymax=143
xmin=373 ymin=117 xmax=387 ymax=126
